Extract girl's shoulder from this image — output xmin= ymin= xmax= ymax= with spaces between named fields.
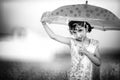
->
xmin=70 ymin=38 xmax=76 ymax=42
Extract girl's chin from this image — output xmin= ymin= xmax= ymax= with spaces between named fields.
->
xmin=76 ymin=37 xmax=82 ymax=40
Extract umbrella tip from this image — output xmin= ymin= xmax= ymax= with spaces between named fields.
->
xmin=86 ymin=0 xmax=88 ymax=5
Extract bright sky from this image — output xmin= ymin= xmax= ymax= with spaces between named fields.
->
xmin=0 ymin=0 xmax=120 ymax=63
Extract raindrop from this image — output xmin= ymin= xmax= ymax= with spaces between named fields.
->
xmin=75 ymin=7 xmax=79 ymax=10
xmin=90 ymin=10 xmax=93 ymax=13
xmin=60 ymin=9 xmax=64 ymax=12
xmin=86 ymin=13 xmax=90 ymax=17
xmin=51 ymin=13 xmax=54 ymax=15
xmin=104 ymin=10 xmax=108 ymax=13
xmin=70 ymin=10 xmax=73 ymax=14
xmin=65 ymin=14 xmax=67 ymax=16
xmin=74 ymin=14 xmax=77 ymax=17
xmin=56 ymin=12 xmax=59 ymax=15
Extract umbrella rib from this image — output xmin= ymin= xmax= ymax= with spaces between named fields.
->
xmin=94 ymin=27 xmax=120 ymax=31
xmin=93 ymin=27 xmax=106 ymax=31
xmin=104 ymin=27 xmax=120 ymax=31
xmin=103 ymin=26 xmax=106 ymax=31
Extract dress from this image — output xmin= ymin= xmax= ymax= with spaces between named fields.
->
xmin=69 ymin=38 xmax=99 ymax=80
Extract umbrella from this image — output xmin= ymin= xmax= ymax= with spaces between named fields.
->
xmin=41 ymin=2 xmax=120 ymax=31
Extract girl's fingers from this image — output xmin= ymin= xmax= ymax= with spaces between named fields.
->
xmin=41 ymin=12 xmax=48 ymax=22
xmin=41 ymin=12 xmax=52 ymax=23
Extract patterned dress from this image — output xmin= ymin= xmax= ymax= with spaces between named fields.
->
xmin=69 ymin=38 xmax=99 ymax=80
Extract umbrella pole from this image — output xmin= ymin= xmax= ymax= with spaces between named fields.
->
xmin=86 ymin=0 xmax=88 ymax=5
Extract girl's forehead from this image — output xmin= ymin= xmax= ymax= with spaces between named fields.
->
xmin=75 ymin=26 xmax=84 ymax=29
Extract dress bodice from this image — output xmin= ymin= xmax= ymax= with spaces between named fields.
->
xmin=69 ymin=38 xmax=99 ymax=80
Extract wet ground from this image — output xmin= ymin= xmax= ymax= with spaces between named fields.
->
xmin=0 ymin=48 xmax=120 ymax=80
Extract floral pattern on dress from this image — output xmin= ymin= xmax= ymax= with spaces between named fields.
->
xmin=69 ymin=39 xmax=99 ymax=80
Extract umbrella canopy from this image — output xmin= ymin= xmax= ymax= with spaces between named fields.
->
xmin=42 ymin=3 xmax=120 ymax=31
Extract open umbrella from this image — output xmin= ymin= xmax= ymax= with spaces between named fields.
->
xmin=41 ymin=1 xmax=120 ymax=31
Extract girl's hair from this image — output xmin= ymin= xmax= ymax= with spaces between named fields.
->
xmin=68 ymin=21 xmax=93 ymax=34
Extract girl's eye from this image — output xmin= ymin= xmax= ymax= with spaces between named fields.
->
xmin=70 ymin=30 xmax=76 ymax=34
xmin=73 ymin=31 xmax=76 ymax=33
xmin=78 ymin=29 xmax=82 ymax=32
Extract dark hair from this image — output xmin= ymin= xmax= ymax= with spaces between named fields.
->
xmin=68 ymin=21 xmax=93 ymax=34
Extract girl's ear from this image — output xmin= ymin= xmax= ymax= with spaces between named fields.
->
xmin=85 ymin=24 xmax=89 ymax=32
xmin=69 ymin=30 xmax=73 ymax=34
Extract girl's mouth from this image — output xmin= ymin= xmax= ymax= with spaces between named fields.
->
xmin=76 ymin=37 xmax=83 ymax=41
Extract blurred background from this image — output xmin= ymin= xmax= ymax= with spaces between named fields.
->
xmin=0 ymin=0 xmax=120 ymax=80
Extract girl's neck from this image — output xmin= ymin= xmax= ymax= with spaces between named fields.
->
xmin=75 ymin=37 xmax=90 ymax=47
xmin=76 ymin=36 xmax=87 ymax=42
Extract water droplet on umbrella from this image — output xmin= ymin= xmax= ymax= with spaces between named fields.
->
xmin=74 ymin=14 xmax=77 ymax=17
xmin=75 ymin=7 xmax=79 ymax=10
xmin=56 ymin=12 xmax=59 ymax=15
xmin=86 ymin=13 xmax=90 ymax=17
xmin=60 ymin=9 xmax=64 ymax=12
xmin=70 ymin=10 xmax=73 ymax=14
xmin=104 ymin=10 xmax=108 ymax=13
xmin=84 ymin=5 xmax=88 ymax=9
xmin=51 ymin=13 xmax=54 ymax=15
xmin=90 ymin=10 xmax=93 ymax=13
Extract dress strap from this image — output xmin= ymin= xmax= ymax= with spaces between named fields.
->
xmin=86 ymin=39 xmax=99 ymax=54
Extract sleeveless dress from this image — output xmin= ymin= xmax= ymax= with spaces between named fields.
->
xmin=69 ymin=38 xmax=99 ymax=80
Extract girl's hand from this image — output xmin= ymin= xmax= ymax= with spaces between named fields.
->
xmin=79 ymin=46 xmax=88 ymax=55
xmin=41 ymin=12 xmax=48 ymax=22
xmin=41 ymin=12 xmax=52 ymax=24
xmin=41 ymin=21 xmax=47 ymax=26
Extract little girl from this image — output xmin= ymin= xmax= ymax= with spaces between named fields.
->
xmin=41 ymin=12 xmax=101 ymax=80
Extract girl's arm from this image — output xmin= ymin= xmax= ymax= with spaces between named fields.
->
xmin=80 ymin=46 xmax=101 ymax=66
xmin=41 ymin=21 xmax=71 ymax=45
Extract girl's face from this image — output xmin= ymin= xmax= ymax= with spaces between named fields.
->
xmin=72 ymin=24 xmax=87 ymax=39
